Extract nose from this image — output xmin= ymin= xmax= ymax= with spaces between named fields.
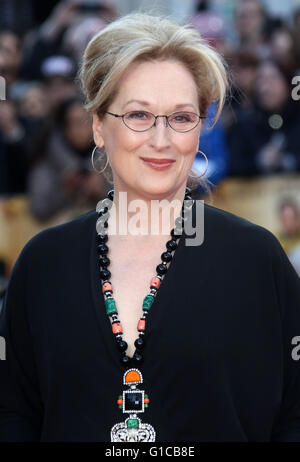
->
xmin=149 ymin=116 xmax=171 ymax=150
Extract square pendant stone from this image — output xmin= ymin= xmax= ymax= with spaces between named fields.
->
xmin=124 ymin=391 xmax=144 ymax=413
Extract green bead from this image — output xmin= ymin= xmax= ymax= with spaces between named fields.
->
xmin=118 ymin=404 xmax=123 ymax=409
xmin=144 ymin=394 xmax=148 ymax=398
xmin=142 ymin=295 xmax=155 ymax=310
xmin=105 ymin=298 xmax=117 ymax=315
xmin=118 ymin=395 xmax=122 ymax=399
xmin=127 ymin=418 xmax=139 ymax=429
xmin=144 ymin=404 xmax=148 ymax=408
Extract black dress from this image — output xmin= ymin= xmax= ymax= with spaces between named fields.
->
xmin=1 ymin=202 xmax=300 ymax=441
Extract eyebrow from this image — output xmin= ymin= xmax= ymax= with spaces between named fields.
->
xmin=122 ymin=99 xmax=197 ymax=112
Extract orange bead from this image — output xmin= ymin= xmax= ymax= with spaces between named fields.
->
xmin=117 ymin=399 xmax=123 ymax=405
xmin=102 ymin=282 xmax=113 ymax=293
xmin=112 ymin=322 xmax=123 ymax=334
xmin=125 ymin=370 xmax=142 ymax=384
xmin=137 ymin=319 xmax=146 ymax=331
xmin=144 ymin=398 xmax=150 ymax=404
xmin=150 ymin=277 xmax=161 ymax=289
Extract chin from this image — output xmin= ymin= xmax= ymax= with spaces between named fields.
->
xmin=136 ymin=182 xmax=176 ymax=198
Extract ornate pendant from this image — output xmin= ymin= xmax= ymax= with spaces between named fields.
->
xmin=111 ymin=368 xmax=156 ymax=442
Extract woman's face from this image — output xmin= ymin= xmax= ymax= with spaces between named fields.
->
xmin=64 ymin=103 xmax=93 ymax=150
xmin=92 ymin=59 xmax=202 ymax=199
xmin=255 ymin=62 xmax=289 ymax=111
xmin=19 ymin=87 xmax=49 ymax=119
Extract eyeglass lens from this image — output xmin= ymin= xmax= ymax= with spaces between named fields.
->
xmin=123 ymin=111 xmax=200 ymax=132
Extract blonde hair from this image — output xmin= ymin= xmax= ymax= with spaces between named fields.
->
xmin=78 ymin=12 xmax=229 ymax=195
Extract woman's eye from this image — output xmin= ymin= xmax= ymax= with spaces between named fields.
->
xmin=170 ymin=113 xmax=191 ymax=123
xmin=128 ymin=111 xmax=148 ymax=119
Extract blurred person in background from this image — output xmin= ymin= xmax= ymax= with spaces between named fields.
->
xmin=189 ymin=0 xmax=230 ymax=57
xmin=226 ymin=59 xmax=300 ymax=176
xmin=292 ymin=7 xmax=300 ymax=66
xmin=277 ymin=198 xmax=300 ymax=256
xmin=16 ymin=81 xmax=50 ymax=131
xmin=20 ymin=0 xmax=117 ymax=81
xmin=266 ymin=22 xmax=298 ymax=75
xmin=27 ymin=96 xmax=108 ymax=221
xmin=0 ymin=29 xmax=22 ymax=89
xmin=234 ymin=0 xmax=269 ymax=58
xmin=276 ymin=198 xmax=300 ymax=277
xmin=61 ymin=15 xmax=107 ymax=64
xmin=222 ymin=49 xmax=259 ymax=130
xmin=40 ymin=55 xmax=79 ymax=110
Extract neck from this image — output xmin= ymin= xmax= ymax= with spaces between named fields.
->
xmin=106 ymin=185 xmax=187 ymax=239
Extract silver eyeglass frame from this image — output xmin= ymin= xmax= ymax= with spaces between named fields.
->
xmin=105 ymin=110 xmax=206 ymax=133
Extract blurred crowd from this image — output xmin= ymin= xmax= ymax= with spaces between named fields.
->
xmin=0 ymin=0 xmax=300 ymax=264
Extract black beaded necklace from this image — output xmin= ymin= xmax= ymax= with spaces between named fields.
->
xmin=95 ymin=187 xmax=194 ymax=442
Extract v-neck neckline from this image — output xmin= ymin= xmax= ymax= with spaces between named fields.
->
xmin=89 ymin=206 xmax=189 ymax=368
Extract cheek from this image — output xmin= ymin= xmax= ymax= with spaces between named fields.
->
xmin=175 ymin=133 xmax=199 ymax=158
xmin=105 ymin=129 xmax=144 ymax=163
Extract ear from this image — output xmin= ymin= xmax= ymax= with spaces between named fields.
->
xmin=91 ymin=110 xmax=105 ymax=148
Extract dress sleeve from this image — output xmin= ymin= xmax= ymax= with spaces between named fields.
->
xmin=268 ymin=232 xmax=300 ymax=441
xmin=0 ymin=245 xmax=43 ymax=441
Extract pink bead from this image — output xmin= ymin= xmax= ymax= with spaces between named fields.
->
xmin=137 ymin=319 xmax=146 ymax=331
xmin=112 ymin=322 xmax=123 ymax=334
xmin=102 ymin=282 xmax=113 ymax=293
xmin=150 ymin=277 xmax=161 ymax=289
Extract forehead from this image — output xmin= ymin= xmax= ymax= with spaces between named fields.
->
xmin=113 ymin=59 xmax=198 ymax=108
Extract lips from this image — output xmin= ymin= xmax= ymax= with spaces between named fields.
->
xmin=140 ymin=157 xmax=175 ymax=171
xmin=140 ymin=157 xmax=176 ymax=164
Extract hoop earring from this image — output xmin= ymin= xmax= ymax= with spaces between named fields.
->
xmin=189 ymin=150 xmax=208 ymax=178
xmin=91 ymin=145 xmax=109 ymax=174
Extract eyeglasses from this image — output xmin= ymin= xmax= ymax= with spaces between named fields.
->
xmin=105 ymin=110 xmax=206 ymax=133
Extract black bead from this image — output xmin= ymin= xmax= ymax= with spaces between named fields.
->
xmin=99 ymin=255 xmax=110 ymax=267
xmin=166 ymin=239 xmax=178 ymax=251
xmin=120 ymin=354 xmax=131 ymax=366
xmin=134 ymin=337 xmax=145 ymax=349
xmin=185 ymin=187 xmax=191 ymax=195
xmin=132 ymin=351 xmax=143 ymax=365
xmin=116 ymin=339 xmax=128 ymax=351
xmin=97 ymin=233 xmax=108 ymax=244
xmin=156 ymin=263 xmax=167 ymax=275
xmin=107 ymin=189 xmax=114 ymax=200
xmin=97 ymin=243 xmax=108 ymax=254
xmin=161 ymin=251 xmax=172 ymax=263
xmin=100 ymin=268 xmax=111 ymax=280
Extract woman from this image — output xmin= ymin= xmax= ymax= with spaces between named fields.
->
xmin=227 ymin=59 xmax=300 ymax=176
xmin=1 ymin=13 xmax=300 ymax=442
xmin=27 ymin=97 xmax=107 ymax=221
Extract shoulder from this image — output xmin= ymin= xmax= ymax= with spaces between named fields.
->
xmin=201 ymin=202 xmax=282 ymax=258
xmin=17 ymin=209 xmax=98 ymax=264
